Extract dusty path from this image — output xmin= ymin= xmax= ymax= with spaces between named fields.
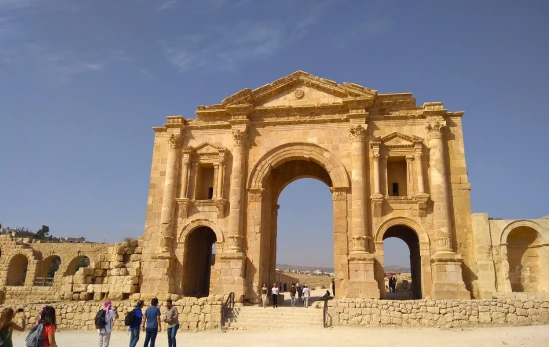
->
xmin=11 ymin=325 xmax=549 ymax=347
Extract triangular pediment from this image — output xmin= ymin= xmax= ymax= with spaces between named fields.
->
xmin=193 ymin=142 xmax=225 ymax=155
xmin=380 ymin=132 xmax=423 ymax=148
xmin=219 ymin=71 xmax=377 ymax=108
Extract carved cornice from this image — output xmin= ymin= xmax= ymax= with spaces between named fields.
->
xmin=349 ymin=125 xmax=366 ymax=142
xmin=164 ymin=115 xmax=186 ymax=128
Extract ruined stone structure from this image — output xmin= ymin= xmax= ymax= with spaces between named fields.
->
xmin=0 ymin=72 xmax=548 ymax=317
xmin=138 ymin=71 xmax=549 ymax=302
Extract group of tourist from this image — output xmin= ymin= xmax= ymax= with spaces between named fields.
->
xmin=124 ymin=298 xmax=180 ymax=347
xmin=388 ymin=276 xmax=398 ymax=293
xmin=0 ymin=304 xmax=57 ymax=347
xmin=261 ymin=282 xmax=312 ymax=308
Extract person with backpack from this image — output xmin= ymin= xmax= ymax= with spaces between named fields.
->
xmin=141 ymin=298 xmax=161 ymax=347
xmin=96 ymin=299 xmax=118 ymax=347
xmin=127 ymin=300 xmax=144 ymax=347
xmin=164 ymin=299 xmax=179 ymax=347
xmin=0 ymin=307 xmax=25 ymax=347
xmin=26 ymin=305 xmax=57 ymax=347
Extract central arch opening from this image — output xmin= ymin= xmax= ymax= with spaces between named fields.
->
xmin=183 ymin=226 xmax=217 ymax=297
xmin=383 ymin=225 xmax=422 ymax=299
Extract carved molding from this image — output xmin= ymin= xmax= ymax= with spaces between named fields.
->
xmin=227 ymin=235 xmax=244 ymax=251
xmin=213 ymin=199 xmax=228 ymax=219
xmin=176 ymin=198 xmax=192 ymax=219
xmin=248 ymin=188 xmax=264 ymax=202
xmin=435 ymin=236 xmax=452 ymax=251
xmin=351 ymin=236 xmax=369 ymax=252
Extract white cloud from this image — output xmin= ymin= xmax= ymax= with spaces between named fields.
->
xmin=140 ymin=68 xmax=152 ymax=79
xmin=157 ymin=0 xmax=179 ymax=11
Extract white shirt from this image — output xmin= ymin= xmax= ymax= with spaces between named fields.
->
xmin=98 ymin=309 xmax=117 ymax=334
xmin=302 ymin=288 xmax=311 ymax=297
xmin=272 ymin=287 xmax=280 ymax=295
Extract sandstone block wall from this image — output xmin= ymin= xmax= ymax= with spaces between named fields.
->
xmin=1 ymin=296 xmax=222 ymax=332
xmin=327 ymin=293 xmax=549 ymax=327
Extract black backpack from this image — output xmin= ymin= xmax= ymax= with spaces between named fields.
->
xmin=124 ymin=309 xmax=136 ymax=326
xmin=94 ymin=309 xmax=107 ymax=329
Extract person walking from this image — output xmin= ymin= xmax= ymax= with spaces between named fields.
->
xmin=98 ymin=300 xmax=118 ymax=347
xmin=331 ymin=278 xmax=335 ymax=297
xmin=297 ymin=285 xmax=303 ymax=303
xmin=302 ymin=285 xmax=311 ymax=308
xmin=0 ymin=307 xmax=25 ymax=347
xmin=128 ymin=300 xmax=144 ymax=347
xmin=271 ymin=283 xmax=280 ymax=308
xmin=164 ymin=299 xmax=179 ymax=347
xmin=289 ymin=283 xmax=297 ymax=307
xmin=261 ymin=283 xmax=268 ymax=308
xmin=283 ymin=283 xmax=287 ymax=292
xmin=142 ymin=298 xmax=162 ymax=347
xmin=40 ymin=306 xmax=58 ymax=347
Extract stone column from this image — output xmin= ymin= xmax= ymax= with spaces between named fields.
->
xmin=414 ymin=151 xmax=425 ymax=194
xmin=190 ymin=162 xmax=199 ymax=200
xmin=212 ymin=164 xmax=219 ymax=199
xmin=370 ymin=141 xmax=383 ymax=218
xmin=216 ymin=150 xmax=225 ymax=199
xmin=227 ymin=128 xmax=248 ymax=253
xmin=179 ymin=148 xmax=192 ymax=199
xmin=426 ymin=120 xmax=452 ymax=253
xmin=349 ymin=124 xmax=368 ymax=254
xmin=406 ymin=154 xmax=414 ymax=197
xmin=159 ymin=133 xmax=182 ymax=253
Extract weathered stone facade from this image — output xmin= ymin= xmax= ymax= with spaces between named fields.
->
xmin=0 ymin=72 xmax=547 ymax=319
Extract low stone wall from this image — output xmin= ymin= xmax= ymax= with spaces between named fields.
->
xmin=0 ymin=296 xmax=223 ymax=331
xmin=328 ymin=294 xmax=549 ymax=327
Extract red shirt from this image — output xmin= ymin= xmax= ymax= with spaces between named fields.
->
xmin=42 ymin=324 xmax=55 ymax=347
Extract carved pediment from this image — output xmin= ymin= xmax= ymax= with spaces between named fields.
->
xmin=192 ymin=143 xmax=226 ymax=161
xmin=379 ymin=132 xmax=423 ymax=148
xmin=219 ymin=71 xmax=378 ymax=109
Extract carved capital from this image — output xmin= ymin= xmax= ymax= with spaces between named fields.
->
xmin=248 ymin=188 xmax=264 ymax=202
xmin=176 ymin=198 xmax=191 ymax=219
xmin=414 ymin=152 xmax=423 ymax=160
xmin=168 ymin=134 xmax=183 ymax=150
xmin=373 ymin=153 xmax=380 ymax=161
xmin=426 ymin=120 xmax=446 ymax=141
xmin=406 ymin=154 xmax=414 ymax=163
xmin=227 ymin=235 xmax=244 ymax=251
xmin=218 ymin=149 xmax=227 ymax=164
xmin=330 ymin=187 xmax=347 ymax=201
xmin=213 ymin=199 xmax=228 ymax=218
xmin=349 ymin=125 xmax=366 ymax=142
xmin=232 ymin=129 xmax=249 ymax=147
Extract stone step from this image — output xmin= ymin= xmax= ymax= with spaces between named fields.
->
xmin=224 ymin=305 xmax=325 ymax=330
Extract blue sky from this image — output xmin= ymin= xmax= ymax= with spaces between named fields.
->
xmin=1 ymin=0 xmax=548 ymax=268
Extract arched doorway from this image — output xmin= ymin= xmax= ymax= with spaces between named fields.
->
xmin=7 ymin=254 xmax=28 ymax=286
xmin=183 ymin=226 xmax=217 ymax=297
xmin=35 ymin=255 xmax=61 ymax=286
xmin=65 ymin=256 xmax=90 ymax=276
xmin=383 ymin=237 xmax=412 ymax=299
xmin=382 ymin=225 xmax=421 ymax=299
xmin=507 ymin=226 xmax=541 ymax=292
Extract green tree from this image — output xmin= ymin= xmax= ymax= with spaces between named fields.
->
xmin=35 ymin=225 xmax=50 ymax=240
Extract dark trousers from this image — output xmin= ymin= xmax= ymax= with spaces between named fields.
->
xmin=167 ymin=324 xmax=179 ymax=347
xmin=144 ymin=328 xmax=158 ymax=347
xmin=272 ymin=294 xmax=278 ymax=307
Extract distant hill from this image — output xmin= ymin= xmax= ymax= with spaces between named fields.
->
xmin=276 ymin=263 xmax=410 ymax=273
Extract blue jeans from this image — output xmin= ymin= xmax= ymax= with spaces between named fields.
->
xmin=290 ymin=296 xmax=296 ymax=306
xmin=144 ymin=328 xmax=158 ymax=347
xmin=129 ymin=328 xmax=140 ymax=347
xmin=167 ymin=324 xmax=179 ymax=347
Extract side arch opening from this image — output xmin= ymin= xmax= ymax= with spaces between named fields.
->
xmin=183 ymin=226 xmax=217 ymax=297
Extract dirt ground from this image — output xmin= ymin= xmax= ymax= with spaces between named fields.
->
xmin=11 ymin=325 xmax=549 ymax=346
xmin=290 ymin=273 xmax=332 ymax=290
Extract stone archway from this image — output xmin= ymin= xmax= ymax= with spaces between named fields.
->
xmin=245 ymin=142 xmax=350 ymax=300
xmin=374 ymin=218 xmax=432 ymax=299
xmin=6 ymin=254 xmax=29 ymax=286
xmin=181 ymin=226 xmax=217 ymax=297
xmin=499 ymin=220 xmax=548 ymax=293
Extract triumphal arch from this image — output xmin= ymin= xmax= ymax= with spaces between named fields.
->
xmin=139 ymin=71 xmax=549 ymax=301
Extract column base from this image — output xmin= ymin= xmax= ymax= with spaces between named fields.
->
xmin=346 ymin=252 xmax=380 ymax=299
xmin=431 ymin=251 xmax=471 ymax=300
xmin=214 ymin=253 xmax=247 ymax=302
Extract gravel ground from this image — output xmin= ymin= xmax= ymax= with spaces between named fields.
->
xmin=11 ymin=324 xmax=549 ymax=347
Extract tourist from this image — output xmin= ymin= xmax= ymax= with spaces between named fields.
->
xmin=40 ymin=306 xmax=58 ymax=347
xmin=271 ymin=283 xmax=279 ymax=308
xmin=297 ymin=284 xmax=303 ymax=303
xmin=331 ymin=278 xmax=335 ymax=296
xmin=98 ymin=299 xmax=118 ymax=347
xmin=302 ymin=285 xmax=311 ymax=308
xmin=289 ymin=283 xmax=297 ymax=307
xmin=142 ymin=298 xmax=162 ymax=347
xmin=283 ymin=283 xmax=287 ymax=292
xmin=128 ymin=300 xmax=144 ymax=347
xmin=164 ymin=299 xmax=179 ymax=347
xmin=35 ymin=304 xmax=48 ymax=324
xmin=279 ymin=281 xmax=283 ymax=292
xmin=322 ymin=290 xmax=331 ymax=301
xmin=0 ymin=307 xmax=25 ymax=347
xmin=261 ymin=283 xmax=268 ymax=308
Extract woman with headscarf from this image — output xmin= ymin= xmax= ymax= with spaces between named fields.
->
xmin=0 ymin=307 xmax=25 ymax=347
xmin=98 ymin=299 xmax=119 ymax=347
